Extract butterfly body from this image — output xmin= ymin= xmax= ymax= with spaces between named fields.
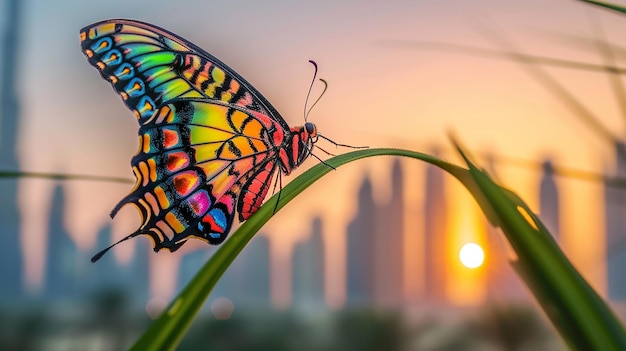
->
xmin=81 ymin=19 xmax=317 ymax=260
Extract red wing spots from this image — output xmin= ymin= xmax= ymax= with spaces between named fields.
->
xmin=163 ymin=129 xmax=179 ymax=148
xmin=166 ymin=151 xmax=190 ymax=172
xmin=173 ymin=171 xmax=200 ymax=196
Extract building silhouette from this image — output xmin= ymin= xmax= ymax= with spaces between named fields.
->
xmin=0 ymin=0 xmax=23 ymax=300
xmin=178 ymin=247 xmax=213 ymax=293
xmin=346 ymin=176 xmax=377 ymax=305
xmin=211 ymin=235 xmax=271 ymax=309
xmin=422 ymin=162 xmax=448 ymax=303
xmin=292 ymin=216 xmax=325 ymax=309
xmin=85 ymin=223 xmax=151 ymax=304
xmin=177 ymin=246 xmax=213 ymax=314
xmin=87 ymin=224 xmax=119 ymax=291
xmin=606 ymin=142 xmax=626 ymax=301
xmin=346 ymin=161 xmax=407 ymax=307
xmin=117 ymin=236 xmax=151 ymax=304
xmin=538 ymin=160 xmax=560 ymax=239
xmin=374 ymin=160 xmax=404 ymax=306
xmin=45 ymin=184 xmax=79 ymax=300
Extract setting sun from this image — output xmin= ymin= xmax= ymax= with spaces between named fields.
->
xmin=459 ymin=243 xmax=485 ymax=269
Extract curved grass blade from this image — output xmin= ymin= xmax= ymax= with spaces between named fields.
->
xmin=129 ymin=148 xmax=473 ymax=351
xmin=576 ymin=0 xmax=626 ymax=14
xmin=451 ymin=137 xmax=626 ymax=351
xmin=129 ymin=145 xmax=626 ymax=350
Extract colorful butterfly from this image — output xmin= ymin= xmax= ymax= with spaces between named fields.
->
xmin=81 ymin=19 xmax=342 ymax=262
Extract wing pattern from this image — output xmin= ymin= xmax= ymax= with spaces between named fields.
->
xmin=80 ymin=20 xmax=304 ymax=259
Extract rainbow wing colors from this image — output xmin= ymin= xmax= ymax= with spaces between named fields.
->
xmin=80 ymin=19 xmax=316 ymax=261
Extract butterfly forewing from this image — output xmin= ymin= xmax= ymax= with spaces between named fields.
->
xmin=80 ymin=19 xmax=287 ymax=128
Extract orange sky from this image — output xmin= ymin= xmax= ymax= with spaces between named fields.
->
xmin=6 ymin=0 xmax=625 ymax=306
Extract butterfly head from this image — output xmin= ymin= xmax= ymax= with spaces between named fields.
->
xmin=304 ymin=122 xmax=318 ymax=141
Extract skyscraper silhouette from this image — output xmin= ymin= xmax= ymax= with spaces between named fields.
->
xmin=45 ymin=184 xmax=79 ymax=300
xmin=212 ymin=235 xmax=271 ymax=309
xmin=292 ymin=216 xmax=325 ymax=309
xmin=119 ymin=236 xmax=151 ymax=304
xmin=606 ymin=142 xmax=626 ymax=301
xmin=538 ymin=160 xmax=560 ymax=239
xmin=346 ymin=163 xmax=406 ymax=308
xmin=0 ymin=0 xmax=23 ymax=300
xmin=374 ymin=159 xmax=404 ymax=306
xmin=176 ymin=246 xmax=213 ymax=314
xmin=87 ymin=223 xmax=151 ymax=304
xmin=178 ymin=247 xmax=212 ymax=293
xmin=346 ymin=176 xmax=376 ymax=305
xmin=90 ymin=224 xmax=119 ymax=289
xmin=423 ymin=162 xmax=448 ymax=303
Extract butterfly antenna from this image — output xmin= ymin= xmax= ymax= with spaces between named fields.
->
xmin=318 ymin=133 xmax=368 ymax=149
xmin=305 ymin=79 xmax=328 ymax=121
xmin=304 ymin=62 xmax=329 ymax=122
xmin=91 ymin=232 xmax=138 ymax=262
xmin=304 ymin=60 xmax=319 ymax=122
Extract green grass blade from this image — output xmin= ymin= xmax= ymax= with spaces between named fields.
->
xmin=129 ymin=148 xmax=469 ymax=351
xmin=451 ymin=137 xmax=626 ymax=350
xmin=123 ymin=144 xmax=626 ymax=350
xmin=0 ymin=170 xmax=132 ymax=184
xmin=575 ymin=0 xmax=626 ymax=14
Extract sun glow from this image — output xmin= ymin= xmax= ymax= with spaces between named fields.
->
xmin=459 ymin=243 xmax=484 ymax=269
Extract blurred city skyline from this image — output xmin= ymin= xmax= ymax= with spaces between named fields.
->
xmin=1 ymin=0 xmax=626 ymax=317
xmin=0 ymin=153 xmax=570 ymax=310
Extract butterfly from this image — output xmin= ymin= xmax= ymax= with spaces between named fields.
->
xmin=80 ymin=19 xmax=351 ymax=262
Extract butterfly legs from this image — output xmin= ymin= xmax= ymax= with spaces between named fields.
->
xmin=271 ymin=169 xmax=283 ymax=215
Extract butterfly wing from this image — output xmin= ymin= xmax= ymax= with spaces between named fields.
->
xmin=81 ymin=20 xmax=289 ymax=253
xmin=80 ymin=19 xmax=290 ymax=130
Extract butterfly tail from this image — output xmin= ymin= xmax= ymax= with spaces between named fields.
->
xmin=92 ymin=196 xmax=148 ymax=262
xmin=91 ymin=230 xmax=140 ymax=262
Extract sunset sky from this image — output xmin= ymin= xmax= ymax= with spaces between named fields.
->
xmin=4 ymin=0 xmax=626 ymax=307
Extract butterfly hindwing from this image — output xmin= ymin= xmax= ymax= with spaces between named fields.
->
xmin=109 ymin=99 xmax=283 ymax=250
xmin=238 ymin=160 xmax=278 ymax=221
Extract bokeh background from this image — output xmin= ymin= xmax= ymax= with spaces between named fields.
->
xmin=1 ymin=0 xmax=625 ymax=349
